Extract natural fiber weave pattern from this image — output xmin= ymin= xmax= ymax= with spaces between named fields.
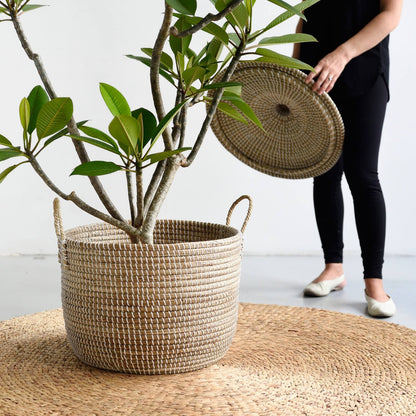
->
xmin=210 ymin=62 xmax=345 ymax=179
xmin=1 ymin=304 xmax=416 ymax=416
xmin=58 ymin=219 xmax=243 ymax=375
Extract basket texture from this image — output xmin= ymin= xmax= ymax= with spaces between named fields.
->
xmin=54 ymin=196 xmax=252 ymax=375
xmin=210 ymin=61 xmax=345 ymax=179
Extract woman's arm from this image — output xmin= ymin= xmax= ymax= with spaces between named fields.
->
xmin=306 ymin=0 xmax=403 ymax=94
xmin=292 ymin=18 xmax=304 ymax=59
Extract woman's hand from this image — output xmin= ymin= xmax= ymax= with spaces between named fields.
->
xmin=305 ymin=47 xmax=350 ymax=95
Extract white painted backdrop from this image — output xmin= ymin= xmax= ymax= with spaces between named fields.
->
xmin=0 ymin=0 xmax=414 ymax=256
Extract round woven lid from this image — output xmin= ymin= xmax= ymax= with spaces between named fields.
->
xmin=1 ymin=304 xmax=415 ymax=415
xmin=210 ymin=62 xmax=345 ymax=179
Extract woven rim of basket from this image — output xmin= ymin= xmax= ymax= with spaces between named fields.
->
xmin=62 ymin=219 xmax=242 ymax=251
xmin=209 ymin=61 xmax=345 ymax=179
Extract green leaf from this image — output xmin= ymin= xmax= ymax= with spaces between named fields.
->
xmin=142 ymin=147 xmax=192 ymax=165
xmin=19 ymin=98 xmax=30 ymax=131
xmin=126 ymin=55 xmax=176 ymax=86
xmin=255 ymin=48 xmax=315 ymax=71
xmin=0 ymin=148 xmax=24 ymax=162
xmin=68 ymin=135 xmax=121 ymax=155
xmin=0 ymin=165 xmax=18 ymax=184
xmin=70 ymin=161 xmax=123 ymax=177
xmin=131 ymin=108 xmax=157 ymax=147
xmin=99 ymin=83 xmax=131 ymax=117
xmin=245 ymin=0 xmax=256 ymax=15
xmin=221 ymin=92 xmax=263 ymax=129
xmin=185 ymin=47 xmax=197 ymax=60
xmin=266 ymin=0 xmax=304 ymax=19
xmin=27 ymin=85 xmax=49 ymax=134
xmin=176 ymin=51 xmax=186 ymax=76
xmin=204 ymin=22 xmax=229 ymax=45
xmin=21 ymin=4 xmax=46 ymax=12
xmin=206 ymin=37 xmax=224 ymax=63
xmin=228 ymin=32 xmax=241 ymax=46
xmin=151 ymin=100 xmax=189 ymax=147
xmin=258 ymin=33 xmax=317 ymax=45
xmin=198 ymin=55 xmax=218 ymax=83
xmin=36 ymin=97 xmax=73 ymax=139
xmin=169 ymin=17 xmax=192 ymax=55
xmin=166 ymin=0 xmax=197 ymax=15
xmin=44 ymin=120 xmax=88 ymax=147
xmin=78 ymin=125 xmax=118 ymax=149
xmin=182 ymin=66 xmax=206 ymax=88
xmin=263 ymin=0 xmax=319 ymax=34
xmin=197 ymin=81 xmax=242 ymax=93
xmin=0 ymin=135 xmax=13 ymax=148
xmin=108 ymin=114 xmax=141 ymax=155
xmin=216 ymin=102 xmax=248 ymax=124
xmin=214 ymin=0 xmax=248 ymax=31
xmin=140 ymin=48 xmax=174 ymax=70
xmin=180 ymin=15 xmax=229 ymax=45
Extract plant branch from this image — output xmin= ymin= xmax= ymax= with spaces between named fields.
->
xmin=143 ymin=159 xmax=167 ymax=216
xmin=28 ymin=154 xmax=140 ymax=239
xmin=171 ymin=88 xmax=185 ymax=144
xmin=139 ymin=156 xmax=181 ymax=244
xmin=178 ymin=103 xmax=188 ymax=149
xmin=182 ymin=41 xmax=246 ymax=167
xmin=134 ymin=165 xmax=144 ymax=228
xmin=10 ymin=12 xmax=124 ymax=221
xmin=10 ymin=12 xmax=57 ymax=98
xmin=169 ymin=0 xmax=243 ymax=38
xmin=150 ymin=3 xmax=174 ymax=150
xmin=126 ymin=171 xmax=136 ymax=224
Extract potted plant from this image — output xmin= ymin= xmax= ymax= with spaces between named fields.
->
xmin=0 ymin=0 xmax=317 ymax=374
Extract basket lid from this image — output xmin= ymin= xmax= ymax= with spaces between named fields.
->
xmin=209 ymin=61 xmax=344 ymax=179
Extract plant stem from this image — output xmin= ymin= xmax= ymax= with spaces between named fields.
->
xmin=178 ymin=103 xmax=188 ymax=148
xmin=126 ymin=171 xmax=136 ymax=224
xmin=139 ymin=156 xmax=181 ymax=244
xmin=143 ymin=159 xmax=166 ymax=217
xmin=171 ymin=89 xmax=185 ymax=144
xmin=28 ymin=154 xmax=140 ymax=239
xmin=150 ymin=3 xmax=174 ymax=151
xmin=10 ymin=12 xmax=124 ymax=222
xmin=170 ymin=0 xmax=243 ymax=38
xmin=134 ymin=164 xmax=144 ymax=228
xmin=182 ymin=41 xmax=246 ymax=167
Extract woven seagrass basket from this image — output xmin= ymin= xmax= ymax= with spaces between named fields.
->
xmin=53 ymin=196 xmax=252 ymax=375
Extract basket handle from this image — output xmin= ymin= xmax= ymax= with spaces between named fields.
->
xmin=53 ymin=198 xmax=69 ymax=267
xmin=53 ymin=197 xmax=65 ymax=240
xmin=226 ymin=195 xmax=253 ymax=234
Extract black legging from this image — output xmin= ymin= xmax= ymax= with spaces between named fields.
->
xmin=313 ymin=74 xmax=388 ymax=279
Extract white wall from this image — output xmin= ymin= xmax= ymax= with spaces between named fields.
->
xmin=0 ymin=0 xmax=415 ymax=256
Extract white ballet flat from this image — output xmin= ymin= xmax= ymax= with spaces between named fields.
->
xmin=303 ymin=275 xmax=345 ymax=297
xmin=365 ymin=290 xmax=396 ymax=318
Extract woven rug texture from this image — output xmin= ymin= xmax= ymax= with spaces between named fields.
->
xmin=0 ymin=303 xmax=415 ymax=415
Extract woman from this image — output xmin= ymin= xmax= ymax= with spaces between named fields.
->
xmin=293 ymin=0 xmax=403 ymax=317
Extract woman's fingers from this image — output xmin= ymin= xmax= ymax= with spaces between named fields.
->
xmin=304 ymin=49 xmax=348 ymax=94
xmin=306 ymin=64 xmax=339 ymax=94
xmin=305 ymin=63 xmax=322 ymax=83
xmin=317 ymin=76 xmax=334 ymax=94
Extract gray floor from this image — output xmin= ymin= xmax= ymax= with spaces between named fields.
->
xmin=0 ymin=254 xmax=415 ymax=329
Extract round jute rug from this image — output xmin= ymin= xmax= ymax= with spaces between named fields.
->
xmin=1 ymin=304 xmax=415 ymax=416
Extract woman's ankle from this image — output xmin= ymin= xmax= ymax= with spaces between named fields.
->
xmin=314 ymin=263 xmax=344 ymax=282
xmin=324 ymin=263 xmax=344 ymax=276
xmin=365 ymin=278 xmax=389 ymax=302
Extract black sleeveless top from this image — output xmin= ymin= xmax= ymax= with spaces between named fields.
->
xmin=299 ymin=0 xmax=390 ymax=98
